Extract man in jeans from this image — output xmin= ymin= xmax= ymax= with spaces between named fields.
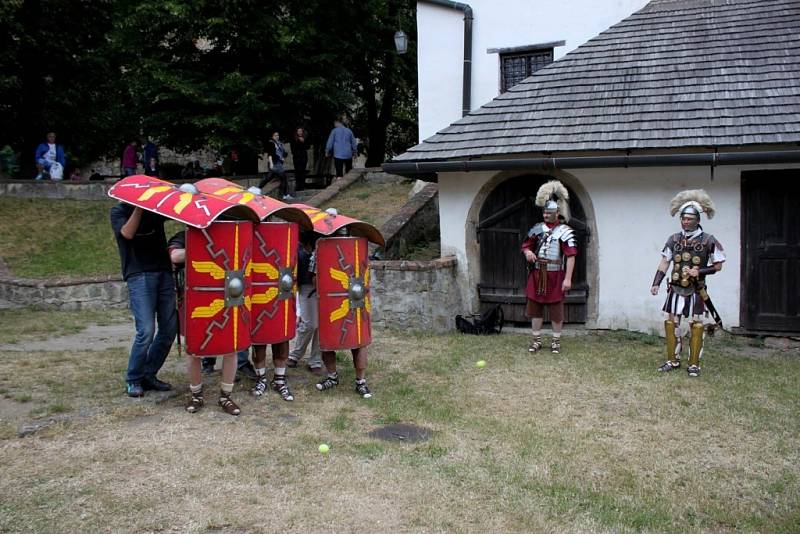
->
xmin=110 ymin=203 xmax=177 ymax=397
xmin=325 ymin=118 xmax=358 ymax=180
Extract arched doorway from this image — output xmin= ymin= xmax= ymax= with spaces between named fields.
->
xmin=477 ymin=174 xmax=589 ymax=323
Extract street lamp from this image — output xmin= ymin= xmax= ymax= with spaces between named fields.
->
xmin=394 ymin=30 xmax=408 ymax=54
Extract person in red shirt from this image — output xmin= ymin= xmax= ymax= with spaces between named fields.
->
xmin=521 ymin=180 xmax=577 ymax=354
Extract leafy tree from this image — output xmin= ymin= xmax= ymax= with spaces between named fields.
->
xmin=1 ymin=0 xmax=418 ymax=176
xmin=0 ymin=0 xmax=129 ymax=176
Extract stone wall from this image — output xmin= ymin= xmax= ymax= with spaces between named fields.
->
xmin=380 ymin=183 xmax=439 ymax=259
xmin=369 ymin=257 xmax=461 ymax=332
xmin=0 ymin=274 xmax=128 ymax=310
xmin=0 ymin=259 xmax=463 ymax=332
xmin=0 ymin=180 xmax=113 ymax=200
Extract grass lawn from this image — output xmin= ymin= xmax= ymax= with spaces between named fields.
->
xmin=0 ymin=308 xmax=798 ymax=532
xmin=0 ymin=180 xmax=419 ymax=279
xmin=324 ymin=178 xmax=415 ymax=229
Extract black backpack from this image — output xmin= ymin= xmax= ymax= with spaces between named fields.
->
xmin=455 ymin=304 xmax=504 ymax=335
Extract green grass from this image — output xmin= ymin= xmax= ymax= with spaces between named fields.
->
xmin=0 ymin=315 xmax=798 ymax=532
xmin=0 ymin=185 xmax=420 ymax=278
xmin=0 ymin=198 xmax=122 ymax=277
xmin=326 ymin=178 xmax=414 ymax=229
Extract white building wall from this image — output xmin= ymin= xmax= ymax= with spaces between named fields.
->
xmin=416 ymin=0 xmax=650 ymax=141
xmin=437 ymin=163 xmax=800 ymax=332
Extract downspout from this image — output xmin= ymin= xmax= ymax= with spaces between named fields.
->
xmin=382 ymin=150 xmax=800 ymax=176
xmin=420 ymin=0 xmax=473 ymax=116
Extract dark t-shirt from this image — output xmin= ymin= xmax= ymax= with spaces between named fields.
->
xmin=167 ymin=230 xmax=186 ymax=270
xmin=110 ymin=204 xmax=171 ymax=280
xmin=297 ymin=246 xmax=313 ymax=286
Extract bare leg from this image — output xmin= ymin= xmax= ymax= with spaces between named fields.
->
xmin=271 ymin=341 xmax=293 ymax=401
xmin=321 ymin=350 xmax=337 ymax=374
xmin=221 ymin=353 xmax=237 ymax=386
xmin=352 ymin=347 xmax=367 ymax=380
xmin=218 ymin=353 xmax=240 ymax=415
xmin=316 ymin=350 xmax=340 ymax=391
xmin=186 ymin=355 xmax=201 ymax=386
xmin=185 ymin=356 xmax=205 ymax=413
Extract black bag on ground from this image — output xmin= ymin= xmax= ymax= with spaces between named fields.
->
xmin=455 ymin=304 xmax=504 ymax=335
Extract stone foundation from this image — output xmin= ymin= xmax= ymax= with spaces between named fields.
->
xmin=0 ymin=275 xmax=128 ymax=310
xmin=0 ymin=259 xmax=462 ymax=332
xmin=369 ymin=256 xmax=461 ymax=332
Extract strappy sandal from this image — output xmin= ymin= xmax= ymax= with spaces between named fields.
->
xmin=315 ymin=374 xmax=339 ymax=391
xmin=218 ymin=392 xmax=241 ymax=416
xmin=550 ymin=338 xmax=561 ymax=354
xmin=186 ymin=389 xmax=204 ymax=413
xmin=271 ymin=377 xmax=294 ymax=401
xmin=251 ymin=376 xmax=268 ymax=397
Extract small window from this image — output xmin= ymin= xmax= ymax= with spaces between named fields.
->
xmin=500 ymin=49 xmax=553 ymax=92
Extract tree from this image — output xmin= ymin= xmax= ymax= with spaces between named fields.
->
xmin=0 ymin=0 xmax=129 ymax=176
xmin=1 ymin=0 xmax=418 ymax=176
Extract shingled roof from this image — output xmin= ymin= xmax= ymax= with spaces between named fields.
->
xmin=395 ymin=0 xmax=800 ymax=161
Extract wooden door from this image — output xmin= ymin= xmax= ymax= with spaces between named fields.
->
xmin=477 ymin=175 xmax=589 ymax=323
xmin=742 ymin=170 xmax=800 ymax=332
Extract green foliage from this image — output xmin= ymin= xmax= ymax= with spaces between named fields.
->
xmin=0 ymin=0 xmax=418 ymax=174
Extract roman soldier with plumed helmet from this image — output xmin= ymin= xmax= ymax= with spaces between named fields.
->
xmin=651 ymin=189 xmax=725 ymax=377
xmin=521 ymin=180 xmax=578 ymax=354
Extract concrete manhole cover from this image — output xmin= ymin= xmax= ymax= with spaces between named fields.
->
xmin=368 ymin=423 xmax=432 ymax=443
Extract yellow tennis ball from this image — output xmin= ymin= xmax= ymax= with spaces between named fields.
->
xmin=318 ymin=443 xmax=330 ymax=453
xmin=475 ymin=360 xmax=486 ymax=369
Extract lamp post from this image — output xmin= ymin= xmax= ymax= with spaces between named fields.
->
xmin=394 ymin=30 xmax=408 ymax=54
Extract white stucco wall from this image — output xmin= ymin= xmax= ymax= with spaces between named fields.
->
xmin=438 ymin=163 xmax=800 ymax=333
xmin=416 ymin=0 xmax=650 ymax=141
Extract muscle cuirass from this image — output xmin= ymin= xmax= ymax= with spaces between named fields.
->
xmin=668 ymin=232 xmax=712 ymax=296
xmin=528 ymin=222 xmax=575 ymax=271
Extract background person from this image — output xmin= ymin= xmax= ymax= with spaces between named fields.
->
xmin=292 ymin=127 xmax=309 ymax=192
xmin=121 ymin=140 xmax=139 ymax=177
xmin=325 ymin=118 xmax=357 ymax=180
xmin=34 ymin=131 xmax=66 ymax=180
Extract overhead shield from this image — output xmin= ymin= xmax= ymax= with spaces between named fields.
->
xmin=195 ymin=178 xmax=312 ymax=229
xmin=108 ymin=175 xmax=258 ymax=228
xmin=291 ymin=203 xmax=385 ymax=246
xmin=249 ymin=222 xmax=299 ymax=344
xmin=316 ymin=236 xmax=372 ymax=350
xmin=184 ymin=221 xmax=253 ymax=356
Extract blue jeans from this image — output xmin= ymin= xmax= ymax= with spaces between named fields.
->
xmin=126 ymin=271 xmax=177 ymax=383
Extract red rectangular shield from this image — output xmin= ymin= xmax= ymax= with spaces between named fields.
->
xmin=250 ymin=222 xmax=299 ymax=344
xmin=316 ymin=237 xmax=372 ymax=350
xmin=184 ymin=221 xmax=253 ymax=356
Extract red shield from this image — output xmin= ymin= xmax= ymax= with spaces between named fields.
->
xmin=291 ymin=203 xmax=385 ymax=246
xmin=108 ymin=175 xmax=258 ymax=228
xmin=195 ymin=178 xmax=313 ymax=229
xmin=316 ymin=237 xmax=372 ymax=350
xmin=249 ymin=222 xmax=299 ymax=344
xmin=184 ymin=221 xmax=253 ymax=356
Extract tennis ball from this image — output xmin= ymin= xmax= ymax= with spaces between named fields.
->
xmin=318 ymin=443 xmax=330 ymax=453
xmin=475 ymin=360 xmax=486 ymax=369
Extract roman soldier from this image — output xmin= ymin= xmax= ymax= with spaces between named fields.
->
xmin=521 ymin=180 xmax=577 ymax=354
xmin=651 ymin=189 xmax=725 ymax=377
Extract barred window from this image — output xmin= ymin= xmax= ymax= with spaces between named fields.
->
xmin=500 ymin=49 xmax=554 ymax=92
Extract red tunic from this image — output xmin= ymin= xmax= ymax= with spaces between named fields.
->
xmin=521 ymin=224 xmax=577 ymax=304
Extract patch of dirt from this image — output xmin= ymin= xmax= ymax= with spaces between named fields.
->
xmin=368 ymin=423 xmax=433 ymax=443
xmin=0 ymin=322 xmax=133 ymax=352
